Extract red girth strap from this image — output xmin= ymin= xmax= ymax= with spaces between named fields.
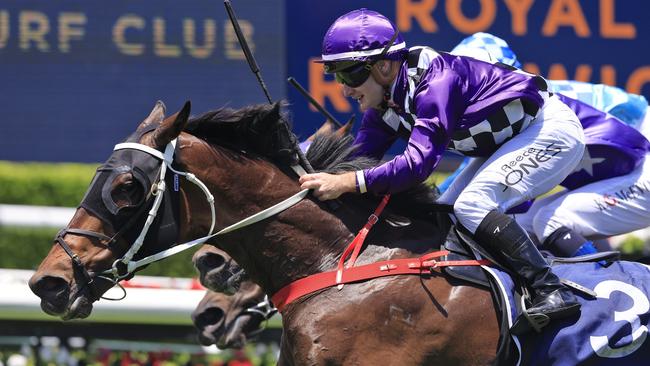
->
xmin=271 ymin=250 xmax=491 ymax=312
xmin=271 ymin=195 xmax=490 ymax=312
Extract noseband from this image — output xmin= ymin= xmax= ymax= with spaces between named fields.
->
xmin=241 ymin=295 xmax=278 ymax=337
xmin=54 ymin=227 xmax=116 ymax=300
xmin=56 ymin=137 xmax=309 ymax=300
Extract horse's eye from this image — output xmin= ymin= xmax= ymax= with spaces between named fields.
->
xmin=118 ymin=181 xmax=135 ymax=192
xmin=111 ymin=174 xmax=144 ymax=210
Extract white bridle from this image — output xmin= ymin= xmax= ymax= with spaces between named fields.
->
xmin=103 ymin=139 xmax=309 ymax=280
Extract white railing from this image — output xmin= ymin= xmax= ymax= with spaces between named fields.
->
xmin=0 ymin=269 xmax=205 ymax=325
xmin=0 ymin=204 xmax=74 ymax=227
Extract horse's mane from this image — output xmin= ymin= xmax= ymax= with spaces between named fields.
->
xmin=305 ymin=133 xmax=375 ymax=173
xmin=185 ymin=102 xmax=441 ymax=214
xmin=185 ymin=102 xmax=298 ymax=165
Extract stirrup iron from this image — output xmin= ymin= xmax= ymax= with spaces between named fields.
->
xmin=510 ymin=288 xmax=550 ymax=335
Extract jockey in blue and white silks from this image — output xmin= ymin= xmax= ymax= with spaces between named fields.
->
xmin=298 ymin=8 xmax=584 ymax=330
xmin=548 ymin=80 xmax=649 ymax=131
xmin=450 ymin=32 xmax=650 ymax=258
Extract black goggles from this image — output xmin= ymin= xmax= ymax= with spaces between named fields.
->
xmin=329 ymin=29 xmax=401 ymax=88
xmin=335 ymin=62 xmax=373 ymax=88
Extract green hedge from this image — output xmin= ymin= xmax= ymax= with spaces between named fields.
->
xmin=0 ymin=226 xmax=58 ymax=270
xmin=0 ymin=161 xmax=97 ymax=206
xmin=0 ymin=160 xmax=454 ymax=206
xmin=0 ymin=161 xmax=456 ymax=206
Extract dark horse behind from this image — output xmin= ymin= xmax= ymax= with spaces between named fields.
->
xmin=192 ymin=281 xmax=270 ymax=349
xmin=193 ymin=244 xmax=247 ymax=295
xmin=192 ymin=245 xmax=273 ymax=349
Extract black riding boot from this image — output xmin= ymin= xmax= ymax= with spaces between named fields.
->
xmin=543 ymin=226 xmax=598 ymax=257
xmin=475 ymin=210 xmax=581 ymax=333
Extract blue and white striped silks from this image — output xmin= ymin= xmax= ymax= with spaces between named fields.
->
xmin=548 ymin=80 xmax=648 ymax=129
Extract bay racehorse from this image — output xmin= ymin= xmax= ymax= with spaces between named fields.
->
xmin=28 ymin=100 xmax=500 ymax=365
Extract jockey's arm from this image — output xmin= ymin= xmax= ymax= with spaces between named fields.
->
xmin=351 ymin=109 xmax=398 ymax=160
xmin=358 ymin=70 xmax=464 ymax=195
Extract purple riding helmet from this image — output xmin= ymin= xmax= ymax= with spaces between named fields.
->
xmin=317 ymin=8 xmax=408 ymax=85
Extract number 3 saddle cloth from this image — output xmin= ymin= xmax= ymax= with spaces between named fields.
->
xmin=485 ymin=260 xmax=650 ymax=365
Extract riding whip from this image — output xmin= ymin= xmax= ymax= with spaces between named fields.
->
xmin=287 ymin=77 xmax=343 ymax=128
xmin=223 ymin=0 xmax=315 ymax=174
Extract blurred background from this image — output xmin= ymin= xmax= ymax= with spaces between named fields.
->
xmin=1 ymin=0 xmax=649 ymax=364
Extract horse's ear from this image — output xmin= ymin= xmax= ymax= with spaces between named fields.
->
xmin=250 ymin=101 xmax=284 ymax=135
xmin=151 ymin=101 xmax=191 ymax=147
xmin=263 ymin=101 xmax=282 ymax=125
xmin=334 ymin=115 xmax=355 ymax=138
xmin=307 ymin=120 xmax=335 ymax=142
xmin=137 ymin=100 xmax=167 ymax=131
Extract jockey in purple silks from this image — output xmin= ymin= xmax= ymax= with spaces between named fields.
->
xmin=450 ymin=33 xmax=650 ymax=259
xmin=298 ymin=8 xmax=585 ymax=331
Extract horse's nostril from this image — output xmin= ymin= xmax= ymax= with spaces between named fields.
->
xmin=197 ymin=307 xmax=225 ymax=327
xmin=200 ymin=252 xmax=226 ymax=270
xmin=30 ymin=275 xmax=69 ymax=300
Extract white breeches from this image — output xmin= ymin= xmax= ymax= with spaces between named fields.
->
xmin=439 ymin=95 xmax=585 ymax=234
